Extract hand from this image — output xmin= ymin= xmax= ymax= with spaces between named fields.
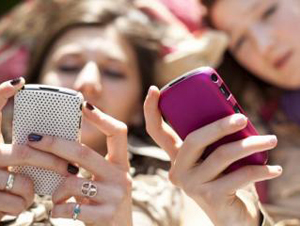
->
xmin=144 ymin=86 xmax=282 ymax=226
xmin=0 ymin=78 xmax=71 ymax=219
xmin=27 ymin=102 xmax=132 ymax=226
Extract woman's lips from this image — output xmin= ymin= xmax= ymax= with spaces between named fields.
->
xmin=274 ymin=51 xmax=294 ymax=69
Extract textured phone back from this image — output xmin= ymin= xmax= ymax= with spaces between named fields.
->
xmin=12 ymin=86 xmax=83 ymax=195
xmin=159 ymin=67 xmax=267 ymax=173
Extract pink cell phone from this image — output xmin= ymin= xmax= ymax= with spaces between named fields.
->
xmin=159 ymin=67 xmax=268 ymax=173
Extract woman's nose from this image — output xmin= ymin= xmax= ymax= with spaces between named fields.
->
xmin=73 ymin=61 xmax=102 ymax=96
xmin=251 ymin=25 xmax=276 ymax=57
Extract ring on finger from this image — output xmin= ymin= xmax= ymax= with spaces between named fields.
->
xmin=81 ymin=181 xmax=98 ymax=198
xmin=72 ymin=203 xmax=81 ymax=220
xmin=5 ymin=174 xmax=15 ymax=191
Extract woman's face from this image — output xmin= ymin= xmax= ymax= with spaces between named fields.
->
xmin=40 ymin=26 xmax=142 ymax=154
xmin=212 ymin=0 xmax=300 ymax=89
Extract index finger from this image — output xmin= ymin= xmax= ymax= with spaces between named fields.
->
xmin=144 ymin=86 xmax=182 ymax=163
xmin=0 ymin=78 xmax=25 ymax=143
xmin=0 ymin=78 xmax=25 ymax=110
xmin=82 ymin=102 xmax=129 ymax=171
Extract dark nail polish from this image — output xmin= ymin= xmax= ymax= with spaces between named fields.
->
xmin=28 ymin=133 xmax=43 ymax=142
xmin=67 ymin=164 xmax=79 ymax=175
xmin=10 ymin=78 xmax=21 ymax=86
xmin=86 ymin=102 xmax=95 ymax=110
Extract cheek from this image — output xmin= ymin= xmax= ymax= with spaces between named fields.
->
xmin=279 ymin=2 xmax=300 ymax=34
xmin=234 ymin=47 xmax=272 ymax=80
xmin=235 ymin=46 xmax=261 ymax=71
xmin=105 ymin=80 xmax=141 ymax=121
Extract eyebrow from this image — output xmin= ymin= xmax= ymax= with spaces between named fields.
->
xmin=54 ymin=46 xmax=127 ymax=64
xmin=231 ymin=1 xmax=263 ymax=52
xmin=232 ymin=38 xmax=243 ymax=53
xmin=249 ymin=1 xmax=261 ymax=14
xmin=107 ymin=57 xmax=125 ymax=64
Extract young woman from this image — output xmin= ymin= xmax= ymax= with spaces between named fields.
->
xmin=202 ymin=0 xmax=300 ymax=224
xmin=144 ymin=0 xmax=300 ymax=226
xmin=0 ymin=1 xmax=184 ymax=225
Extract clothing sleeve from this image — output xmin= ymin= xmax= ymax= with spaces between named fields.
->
xmin=254 ymin=193 xmax=300 ymax=226
xmin=260 ymin=203 xmax=300 ymax=226
xmin=260 ymin=203 xmax=275 ymax=226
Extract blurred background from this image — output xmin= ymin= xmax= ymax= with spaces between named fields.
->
xmin=0 ymin=0 xmax=228 ymax=86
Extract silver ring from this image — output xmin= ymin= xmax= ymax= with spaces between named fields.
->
xmin=72 ymin=204 xmax=81 ymax=221
xmin=81 ymin=181 xmax=98 ymax=198
xmin=5 ymin=174 xmax=15 ymax=191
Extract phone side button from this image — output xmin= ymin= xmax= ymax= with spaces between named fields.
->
xmin=219 ymin=84 xmax=230 ymax=99
xmin=79 ymin=116 xmax=82 ymax=128
xmin=233 ymin=105 xmax=241 ymax=113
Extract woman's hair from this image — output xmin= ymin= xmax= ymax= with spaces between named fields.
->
xmin=25 ymin=0 xmax=162 ymax=141
xmin=26 ymin=0 xmax=161 ymax=101
xmin=217 ymin=51 xmax=280 ymax=110
xmin=201 ymin=0 xmax=218 ymax=27
xmin=0 ymin=1 xmax=59 ymax=46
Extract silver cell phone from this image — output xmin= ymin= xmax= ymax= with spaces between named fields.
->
xmin=11 ymin=84 xmax=83 ymax=195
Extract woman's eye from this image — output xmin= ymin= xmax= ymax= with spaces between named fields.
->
xmin=233 ymin=35 xmax=247 ymax=53
xmin=102 ymin=68 xmax=126 ymax=79
xmin=57 ymin=65 xmax=82 ymax=73
xmin=261 ymin=4 xmax=278 ymax=20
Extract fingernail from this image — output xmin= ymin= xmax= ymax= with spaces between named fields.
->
xmin=269 ymin=135 xmax=277 ymax=145
xmin=148 ymin=86 xmax=158 ymax=96
xmin=276 ymin=166 xmax=282 ymax=173
xmin=10 ymin=78 xmax=21 ymax=86
xmin=28 ymin=133 xmax=43 ymax=142
xmin=270 ymin=165 xmax=282 ymax=174
xmin=235 ymin=115 xmax=247 ymax=126
xmin=85 ymin=102 xmax=94 ymax=111
xmin=67 ymin=164 xmax=79 ymax=175
xmin=148 ymin=86 xmax=153 ymax=95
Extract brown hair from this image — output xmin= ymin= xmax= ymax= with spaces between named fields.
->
xmin=0 ymin=1 xmax=57 ymax=45
xmin=201 ymin=0 xmax=219 ymax=27
xmin=201 ymin=0 xmax=218 ymax=10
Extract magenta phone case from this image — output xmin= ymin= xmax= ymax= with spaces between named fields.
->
xmin=159 ymin=67 xmax=268 ymax=173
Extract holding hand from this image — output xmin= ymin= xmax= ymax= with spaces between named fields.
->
xmin=144 ymin=86 xmax=282 ymax=226
xmin=27 ymin=102 xmax=132 ymax=226
xmin=0 ymin=78 xmax=72 ymax=219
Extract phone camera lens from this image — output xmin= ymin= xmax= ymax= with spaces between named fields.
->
xmin=211 ymin=74 xmax=218 ymax=82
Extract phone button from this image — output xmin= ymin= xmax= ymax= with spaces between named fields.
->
xmin=233 ymin=105 xmax=241 ymax=113
xmin=79 ymin=116 xmax=82 ymax=128
xmin=219 ymin=84 xmax=230 ymax=99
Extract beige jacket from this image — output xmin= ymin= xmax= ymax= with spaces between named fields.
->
xmin=261 ymin=109 xmax=300 ymax=226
